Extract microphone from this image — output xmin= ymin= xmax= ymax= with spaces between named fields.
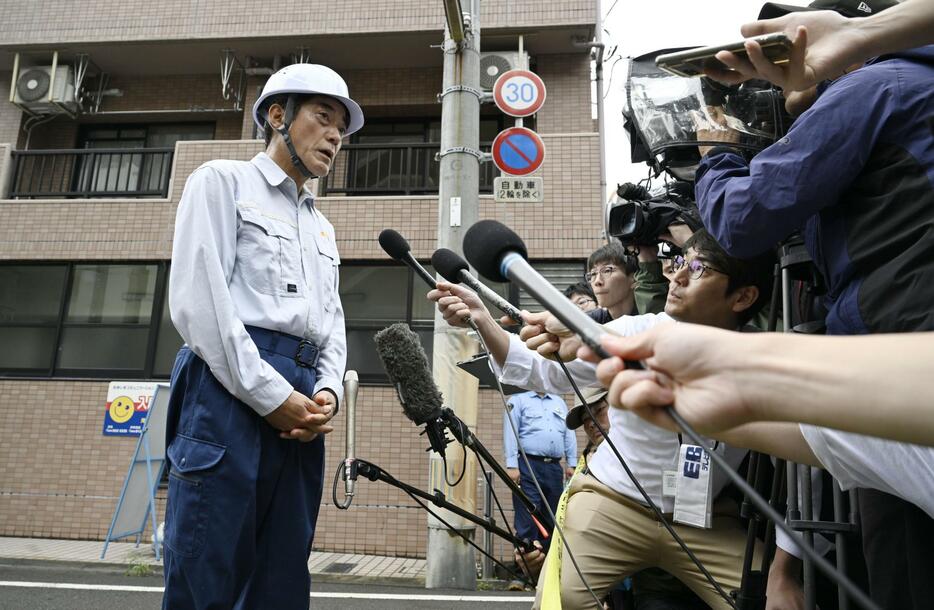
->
xmin=342 ymin=370 xmax=359 ymax=500
xmin=373 ymin=323 xmax=450 ymax=456
xmin=463 ymin=220 xmax=614 ymax=359
xmin=378 ymin=229 xmax=437 ymax=289
xmin=431 ymin=248 xmax=524 ymax=325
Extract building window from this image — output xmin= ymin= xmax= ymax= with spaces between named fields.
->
xmin=76 ymin=123 xmax=215 ymax=196
xmin=0 ymin=262 xmax=180 ymax=379
xmin=339 ymin=262 xmax=511 ymax=383
xmin=0 ymin=265 xmax=69 ymax=373
xmin=0 ymin=260 xmax=526 ymax=383
xmin=516 ymin=261 xmax=588 ymax=312
xmin=57 ymin=264 xmax=159 ymax=373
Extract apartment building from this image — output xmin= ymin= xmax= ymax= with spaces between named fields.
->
xmin=0 ymin=0 xmax=602 ymax=559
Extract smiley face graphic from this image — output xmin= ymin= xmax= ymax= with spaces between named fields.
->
xmin=109 ymin=395 xmax=136 ymax=424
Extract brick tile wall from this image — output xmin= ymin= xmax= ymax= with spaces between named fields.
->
xmin=0 ymin=379 xmax=586 ymax=559
xmin=0 ymin=131 xmax=601 ymax=261
xmin=0 ymin=38 xmax=603 ymax=558
xmin=0 ymin=1 xmax=595 ymax=45
xmin=535 ymin=54 xmax=595 ymax=134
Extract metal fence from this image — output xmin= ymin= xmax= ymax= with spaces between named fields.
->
xmin=9 ymin=148 xmax=174 ymax=199
xmin=320 ymin=142 xmax=496 ymax=196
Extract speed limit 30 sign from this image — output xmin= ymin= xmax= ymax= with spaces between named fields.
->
xmin=493 ymin=69 xmax=546 ymax=118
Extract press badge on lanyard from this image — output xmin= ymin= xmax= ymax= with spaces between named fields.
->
xmin=673 ymin=444 xmax=713 ymax=528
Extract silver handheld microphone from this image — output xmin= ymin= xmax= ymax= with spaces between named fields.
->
xmin=431 ymin=247 xmax=524 ymax=325
xmin=342 ymin=370 xmax=359 ymax=499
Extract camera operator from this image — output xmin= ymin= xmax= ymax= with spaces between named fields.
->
xmin=429 ymin=229 xmax=775 ymax=609
xmin=692 ymin=0 xmax=934 ymax=605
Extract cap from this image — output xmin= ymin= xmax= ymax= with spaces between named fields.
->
xmin=566 ymin=388 xmax=609 ymax=430
xmin=759 ymin=0 xmax=898 ymax=20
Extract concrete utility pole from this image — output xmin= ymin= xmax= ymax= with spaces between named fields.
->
xmin=426 ymin=0 xmax=482 ymax=590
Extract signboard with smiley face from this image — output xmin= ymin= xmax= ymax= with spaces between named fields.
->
xmin=103 ymin=382 xmax=159 ymax=436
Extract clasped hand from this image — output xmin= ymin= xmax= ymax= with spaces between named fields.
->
xmin=265 ymin=390 xmax=336 ymax=442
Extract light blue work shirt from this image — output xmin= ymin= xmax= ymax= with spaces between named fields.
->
xmin=170 ymin=152 xmax=346 ymax=416
xmin=504 ymin=391 xmax=577 ymax=469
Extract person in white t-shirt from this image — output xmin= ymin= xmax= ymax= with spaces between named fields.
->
xmin=429 ymin=230 xmax=775 ymax=609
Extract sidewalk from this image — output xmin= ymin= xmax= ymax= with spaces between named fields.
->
xmin=0 ymin=537 xmax=427 ymax=586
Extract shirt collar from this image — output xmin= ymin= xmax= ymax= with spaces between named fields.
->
xmin=251 ymin=152 xmax=317 ymax=209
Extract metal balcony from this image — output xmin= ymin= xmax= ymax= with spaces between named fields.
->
xmin=320 ymin=142 xmax=495 ymax=196
xmin=9 ymin=147 xmax=174 ymax=199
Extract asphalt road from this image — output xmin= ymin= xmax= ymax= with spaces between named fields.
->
xmin=0 ymin=563 xmax=535 ymax=610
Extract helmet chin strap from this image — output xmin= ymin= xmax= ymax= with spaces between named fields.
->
xmin=273 ymin=95 xmax=316 ymax=181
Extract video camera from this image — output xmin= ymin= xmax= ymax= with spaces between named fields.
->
xmin=622 ymin=48 xmax=791 ymax=182
xmin=606 ymin=181 xmax=701 ymax=247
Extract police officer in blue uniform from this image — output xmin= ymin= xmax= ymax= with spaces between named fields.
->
xmin=165 ymin=64 xmax=364 ymax=609
xmin=504 ymin=391 xmax=577 ymax=555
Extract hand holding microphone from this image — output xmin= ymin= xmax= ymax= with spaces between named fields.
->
xmin=518 ymin=311 xmax=582 ymax=362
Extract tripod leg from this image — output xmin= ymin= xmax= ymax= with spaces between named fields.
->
xmin=833 ymin=482 xmax=849 ymax=610
xmin=800 ymin=464 xmax=817 ymax=610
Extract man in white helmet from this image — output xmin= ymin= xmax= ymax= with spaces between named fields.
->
xmin=164 ymin=63 xmax=364 ymax=609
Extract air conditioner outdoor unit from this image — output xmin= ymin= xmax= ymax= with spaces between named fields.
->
xmin=12 ymin=65 xmax=77 ymax=114
xmin=479 ymin=51 xmax=529 ymax=90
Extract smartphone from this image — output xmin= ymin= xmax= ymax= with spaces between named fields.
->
xmin=655 ymin=34 xmax=793 ymax=78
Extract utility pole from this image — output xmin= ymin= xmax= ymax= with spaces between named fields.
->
xmin=426 ymin=0 xmax=482 ymax=590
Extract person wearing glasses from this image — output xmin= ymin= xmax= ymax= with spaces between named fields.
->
xmin=563 ymin=281 xmax=599 ymax=313
xmin=582 ymin=240 xmax=677 ymax=325
xmin=694 ymin=1 xmax=934 ymax=604
xmin=428 ymin=228 xmax=776 ymax=609
xmin=580 ymin=242 xmax=640 ymax=324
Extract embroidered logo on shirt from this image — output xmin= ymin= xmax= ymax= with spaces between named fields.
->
xmin=287 ymin=284 xmax=298 ymax=293
xmin=857 ymin=1 xmax=872 ymax=13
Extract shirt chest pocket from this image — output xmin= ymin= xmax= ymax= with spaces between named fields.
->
xmin=237 ymin=206 xmax=304 ymax=298
xmin=312 ymin=230 xmax=340 ymax=312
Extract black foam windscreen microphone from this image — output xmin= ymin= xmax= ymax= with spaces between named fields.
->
xmin=432 ymin=247 xmax=524 ymax=325
xmin=463 ymin=220 xmax=528 ymax=283
xmin=374 ymin=323 xmax=451 ymax=456
xmin=463 ymin=220 xmax=615 ymax=359
xmin=378 ymin=229 xmax=437 ymax=289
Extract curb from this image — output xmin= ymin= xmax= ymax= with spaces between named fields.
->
xmin=0 ymin=556 xmax=427 ymax=588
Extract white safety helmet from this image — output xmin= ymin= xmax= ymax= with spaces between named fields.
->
xmin=252 ymin=63 xmax=364 ymax=136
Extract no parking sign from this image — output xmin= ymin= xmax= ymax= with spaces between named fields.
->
xmin=491 ymin=127 xmax=546 ymax=176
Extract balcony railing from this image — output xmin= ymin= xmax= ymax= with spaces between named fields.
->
xmin=320 ymin=142 xmax=496 ymax=196
xmin=9 ymin=148 xmax=174 ymax=199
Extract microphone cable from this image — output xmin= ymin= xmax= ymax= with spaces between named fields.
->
xmin=551 ymin=356 xmax=736 ymax=607
xmin=468 ymin=302 xmax=733 ymax=607
xmin=473 ymin=327 xmax=606 ymax=608
xmin=666 ymin=408 xmax=878 ymax=610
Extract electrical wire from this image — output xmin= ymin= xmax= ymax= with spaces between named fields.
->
xmin=442 ymin=421 xmax=469 ymax=488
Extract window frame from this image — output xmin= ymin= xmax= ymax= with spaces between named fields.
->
xmin=0 ymin=261 xmax=174 ymax=380
xmin=0 ymin=258 xmax=532 ymax=384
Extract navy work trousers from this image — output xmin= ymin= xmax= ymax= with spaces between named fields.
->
xmin=513 ymin=458 xmax=564 ymax=553
xmin=161 ymin=346 xmax=325 ymax=610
